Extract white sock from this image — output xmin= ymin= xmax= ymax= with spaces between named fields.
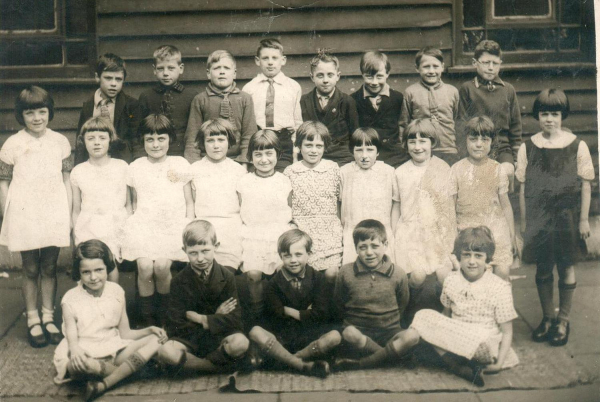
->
xmin=27 ymin=310 xmax=43 ymax=336
xmin=41 ymin=306 xmax=59 ymax=333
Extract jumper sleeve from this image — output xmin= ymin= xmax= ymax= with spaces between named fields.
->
xmin=184 ymin=95 xmax=204 ymax=164
xmin=333 ymin=271 xmax=348 ymax=320
xmin=515 ymin=143 xmax=528 ymax=183
xmin=265 ymin=278 xmax=287 ymax=320
xmin=577 ymin=141 xmax=595 ymax=181
xmin=398 ymin=92 xmax=412 ymax=137
xmin=205 ymin=274 xmax=244 ymax=335
xmin=507 ymin=86 xmax=523 ymax=161
xmin=236 ymin=93 xmax=257 ymax=164
xmin=166 ymin=277 xmax=204 ymax=340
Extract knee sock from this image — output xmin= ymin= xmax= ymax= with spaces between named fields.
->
xmin=41 ymin=306 xmax=59 ymax=333
xmin=155 ymin=293 xmax=170 ymax=327
xmin=557 ymin=282 xmax=576 ymax=322
xmin=358 ymin=342 xmax=397 ymax=369
xmin=295 ymin=333 xmax=340 ymax=360
xmin=27 ymin=310 xmax=42 ymax=336
xmin=182 ymin=352 xmax=219 ymax=372
xmin=103 ymin=352 xmax=146 ymax=390
xmin=361 ymin=336 xmax=383 ymax=357
xmin=261 ymin=336 xmax=307 ymax=371
xmin=536 ymin=276 xmax=555 ymax=319
xmin=138 ymin=295 xmax=156 ymax=326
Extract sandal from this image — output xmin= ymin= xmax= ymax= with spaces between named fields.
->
xmin=42 ymin=322 xmax=63 ymax=345
xmin=27 ymin=324 xmax=48 ymax=348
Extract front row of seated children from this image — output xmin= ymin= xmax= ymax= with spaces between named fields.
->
xmin=54 ymin=219 xmax=519 ymax=400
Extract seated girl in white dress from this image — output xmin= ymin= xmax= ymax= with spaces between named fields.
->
xmin=53 ymin=240 xmax=167 ymax=401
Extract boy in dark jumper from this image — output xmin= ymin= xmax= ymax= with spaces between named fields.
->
xmin=300 ymin=51 xmax=359 ymax=166
xmin=351 ymin=51 xmax=407 ymax=168
xmin=76 ymin=53 xmax=139 ymax=165
xmin=157 ymin=220 xmax=249 ymax=374
xmin=137 ymin=45 xmax=196 ymax=160
xmin=248 ymin=229 xmax=341 ymax=377
xmin=333 ymin=219 xmax=410 ymax=370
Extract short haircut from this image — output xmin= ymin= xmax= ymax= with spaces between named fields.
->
xmin=153 ymin=45 xmax=182 ymax=64
xmin=182 ymin=220 xmax=218 ymax=248
xmin=464 ymin=116 xmax=496 ymax=140
xmin=207 ymin=49 xmax=236 ymax=70
xmin=256 ymin=38 xmax=284 ymax=57
xmin=310 ymin=50 xmax=340 ymax=74
xmin=76 ymin=117 xmax=125 ymax=161
xmin=14 ymin=85 xmax=54 ymax=126
xmin=360 ymin=51 xmax=391 ymax=75
xmin=349 ymin=127 xmax=380 ymax=152
xmin=532 ymin=88 xmax=570 ymax=120
xmin=415 ymin=46 xmax=444 ymax=67
xmin=138 ymin=114 xmax=177 ymax=144
xmin=72 ymin=239 xmax=116 ymax=281
xmin=278 ymin=229 xmax=313 ymax=255
xmin=353 ymin=219 xmax=387 ymax=246
xmin=247 ymin=129 xmax=281 ymax=162
xmin=474 ymin=40 xmax=502 ymax=60
xmin=196 ymin=119 xmax=238 ymax=152
xmin=453 ymin=226 xmax=496 ymax=263
xmin=403 ymin=118 xmax=439 ymax=149
xmin=294 ymin=121 xmax=332 ymax=150
xmin=96 ymin=53 xmax=127 ymax=79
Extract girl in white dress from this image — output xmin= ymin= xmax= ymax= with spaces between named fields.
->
xmin=0 ymin=86 xmax=71 ymax=348
xmin=71 ymin=117 xmax=131 ymax=283
xmin=190 ymin=119 xmax=246 ymax=269
xmin=53 ymin=240 xmax=167 ymax=401
xmin=121 ymin=114 xmax=194 ymax=326
xmin=394 ymin=119 xmax=456 ymax=289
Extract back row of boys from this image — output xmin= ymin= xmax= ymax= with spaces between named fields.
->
xmin=78 ymin=38 xmax=520 ymax=181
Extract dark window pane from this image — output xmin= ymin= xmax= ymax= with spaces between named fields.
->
xmin=494 ymin=0 xmax=551 ymax=17
xmin=561 ymin=0 xmax=581 ymax=23
xmin=0 ymin=0 xmax=56 ymax=31
xmin=488 ymin=29 xmax=557 ymax=51
xmin=0 ymin=41 xmax=62 ymax=66
xmin=463 ymin=30 xmax=485 ymax=52
xmin=463 ymin=0 xmax=485 ymax=27
xmin=66 ymin=0 xmax=89 ymax=36
xmin=66 ymin=42 xmax=89 ymax=64
xmin=559 ymin=28 xmax=580 ymax=49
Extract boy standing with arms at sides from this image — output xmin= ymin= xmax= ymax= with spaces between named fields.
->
xmin=185 ymin=50 xmax=257 ymax=166
xmin=351 ymin=51 xmax=407 ymax=168
xmin=457 ymin=40 xmax=522 ymax=189
xmin=157 ymin=220 xmax=249 ymax=374
xmin=300 ymin=51 xmax=359 ymax=166
xmin=76 ymin=53 xmax=139 ymax=165
xmin=333 ymin=219 xmax=410 ymax=371
xmin=399 ymin=47 xmax=460 ymax=166
xmin=243 ymin=38 xmax=303 ymax=172
xmin=248 ymin=229 xmax=341 ymax=377
xmin=138 ymin=45 xmax=196 ymax=161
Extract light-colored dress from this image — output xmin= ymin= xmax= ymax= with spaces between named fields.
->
xmin=394 ymin=157 xmax=456 ymax=275
xmin=190 ymin=157 xmax=246 ymax=269
xmin=284 ymin=160 xmax=343 ymax=271
xmin=53 ymin=281 xmax=132 ymax=384
xmin=237 ymin=172 xmax=294 ymax=274
xmin=0 ymin=129 xmax=71 ymax=251
xmin=450 ymin=158 xmax=512 ymax=271
xmin=340 ymin=161 xmax=399 ymax=265
xmin=411 ymin=270 xmax=519 ymax=368
xmin=71 ymin=159 xmax=129 ymax=260
xmin=121 ymin=156 xmax=191 ymax=261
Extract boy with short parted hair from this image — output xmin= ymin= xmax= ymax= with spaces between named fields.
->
xmin=137 ymin=45 xmax=196 ymax=161
xmin=157 ymin=220 xmax=249 ymax=374
xmin=185 ymin=50 xmax=257 ymax=165
xmin=457 ymin=40 xmax=522 ymax=187
xmin=243 ymin=38 xmax=303 ymax=172
xmin=76 ymin=53 xmax=139 ymax=165
xmin=333 ymin=219 xmax=409 ymax=370
xmin=399 ymin=47 xmax=460 ymax=166
xmin=350 ymin=51 xmax=408 ymax=168
xmin=300 ymin=51 xmax=359 ymax=166
xmin=248 ymin=229 xmax=341 ymax=377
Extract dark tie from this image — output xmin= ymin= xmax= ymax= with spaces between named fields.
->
xmin=220 ymin=93 xmax=234 ymax=123
xmin=265 ymin=78 xmax=275 ymax=128
xmin=290 ymin=277 xmax=301 ymax=291
xmin=198 ymin=270 xmax=207 ymax=283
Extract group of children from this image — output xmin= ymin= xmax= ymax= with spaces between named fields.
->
xmin=0 ymin=35 xmax=595 ymax=400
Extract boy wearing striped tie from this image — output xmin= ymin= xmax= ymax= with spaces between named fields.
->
xmin=185 ymin=50 xmax=257 ymax=165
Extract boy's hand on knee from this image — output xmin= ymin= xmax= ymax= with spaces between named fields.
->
xmin=216 ymin=298 xmax=237 ymax=315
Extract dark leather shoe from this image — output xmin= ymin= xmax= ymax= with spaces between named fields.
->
xmin=42 ymin=322 xmax=63 ymax=345
xmin=332 ymin=357 xmax=360 ymax=371
xmin=549 ymin=319 xmax=569 ymax=347
xmin=27 ymin=324 xmax=48 ymax=348
xmin=84 ymin=380 xmax=106 ymax=402
xmin=307 ymin=360 xmax=330 ymax=378
xmin=532 ymin=317 xmax=554 ymax=343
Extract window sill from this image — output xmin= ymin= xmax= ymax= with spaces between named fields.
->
xmin=448 ymin=62 xmax=596 ymax=73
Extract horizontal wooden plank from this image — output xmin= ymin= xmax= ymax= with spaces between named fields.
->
xmin=0 ymin=130 xmax=77 ymax=149
xmin=522 ymin=113 xmax=598 ymax=135
xmin=0 ymin=109 xmax=81 ymax=133
xmin=98 ymin=6 xmax=451 ymax=36
xmin=98 ymin=26 xmax=453 ymax=58
xmin=97 ymin=0 xmax=452 ymax=13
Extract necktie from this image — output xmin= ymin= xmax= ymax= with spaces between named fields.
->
xmin=220 ymin=93 xmax=235 ymax=123
xmin=290 ymin=277 xmax=301 ymax=291
xmin=369 ymin=95 xmax=381 ymax=112
xmin=100 ymin=99 xmax=110 ymax=119
xmin=319 ymin=95 xmax=329 ymax=109
xmin=265 ymin=78 xmax=275 ymax=128
xmin=198 ymin=270 xmax=207 ymax=283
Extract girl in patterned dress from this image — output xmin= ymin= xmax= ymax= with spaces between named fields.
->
xmin=54 ymin=240 xmax=167 ymax=401
xmin=0 ymin=86 xmax=71 ymax=348
xmin=121 ymin=114 xmax=194 ymax=326
xmin=190 ymin=119 xmax=246 ymax=269
xmin=71 ymin=117 xmax=130 ymax=283
xmin=284 ymin=121 xmax=343 ymax=282
xmin=450 ymin=116 xmax=517 ymax=280
xmin=382 ymin=227 xmax=519 ymax=387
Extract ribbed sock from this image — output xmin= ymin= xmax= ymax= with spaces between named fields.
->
xmin=536 ymin=276 xmax=555 ymax=319
xmin=557 ymin=282 xmax=576 ymax=322
xmin=27 ymin=310 xmax=42 ymax=336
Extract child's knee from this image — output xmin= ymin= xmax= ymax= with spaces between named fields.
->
xmin=153 ymin=260 xmax=171 ymax=277
xmin=157 ymin=341 xmax=186 ymax=365
xmin=40 ymin=262 xmax=57 ymax=278
xmin=248 ymin=326 xmax=271 ymax=344
xmin=324 ymin=266 xmax=339 ymax=282
xmin=322 ymin=330 xmax=342 ymax=347
xmin=399 ymin=328 xmax=420 ymax=347
xmin=342 ymin=326 xmax=364 ymax=344
xmin=137 ymin=260 xmax=154 ymax=278
xmin=557 ymin=264 xmax=576 ymax=284
xmin=246 ymin=270 xmax=263 ymax=282
xmin=22 ymin=263 xmax=40 ymax=279
xmin=224 ymin=333 xmax=249 ymax=358
xmin=493 ymin=264 xmax=510 ymax=281
xmin=408 ymin=270 xmax=426 ymax=289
